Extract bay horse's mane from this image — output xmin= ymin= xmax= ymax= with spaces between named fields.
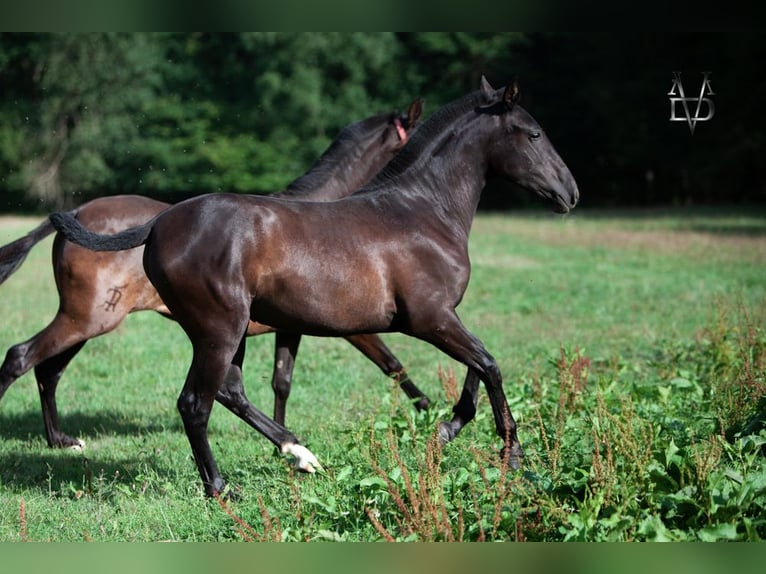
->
xmin=280 ymin=111 xmax=400 ymax=198
xmin=364 ymin=89 xmax=487 ymax=191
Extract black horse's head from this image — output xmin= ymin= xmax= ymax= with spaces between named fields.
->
xmin=480 ymin=77 xmax=579 ymax=214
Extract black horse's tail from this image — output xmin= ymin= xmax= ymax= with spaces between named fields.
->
xmin=0 ymin=217 xmax=57 ymax=285
xmin=49 ymin=211 xmax=154 ymax=253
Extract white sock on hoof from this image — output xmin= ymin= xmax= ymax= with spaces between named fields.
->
xmin=281 ymin=443 xmax=321 ymax=473
xmin=69 ymin=439 xmax=86 ymax=451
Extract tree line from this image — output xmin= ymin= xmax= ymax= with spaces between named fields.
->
xmin=1 ymin=32 xmax=763 ymax=212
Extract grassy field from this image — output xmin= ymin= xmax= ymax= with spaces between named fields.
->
xmin=0 ymin=206 xmax=764 ymax=541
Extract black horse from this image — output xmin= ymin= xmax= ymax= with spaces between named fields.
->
xmin=51 ymin=77 xmax=579 ymax=497
xmin=0 ymin=101 xmax=427 ymax=450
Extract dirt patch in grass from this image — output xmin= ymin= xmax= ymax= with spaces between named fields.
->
xmin=500 ymin=216 xmax=766 ymax=264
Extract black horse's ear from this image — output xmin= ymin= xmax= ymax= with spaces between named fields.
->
xmin=480 ymin=75 xmax=495 ymax=101
xmin=504 ymin=78 xmax=521 ymax=109
xmin=407 ymin=98 xmax=424 ymax=126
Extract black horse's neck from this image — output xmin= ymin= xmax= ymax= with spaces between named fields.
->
xmin=279 ymin=114 xmax=395 ymax=202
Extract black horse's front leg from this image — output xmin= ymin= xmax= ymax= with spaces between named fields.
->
xmin=417 ymin=312 xmax=524 ymax=469
xmin=437 ymin=368 xmax=479 ymax=444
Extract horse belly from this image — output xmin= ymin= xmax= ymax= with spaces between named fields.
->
xmin=251 ymin=264 xmax=396 ymax=336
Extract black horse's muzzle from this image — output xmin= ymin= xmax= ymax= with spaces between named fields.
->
xmin=549 ymin=179 xmax=579 ymax=214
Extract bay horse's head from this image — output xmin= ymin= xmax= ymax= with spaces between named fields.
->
xmin=380 ymin=97 xmax=424 ymax=156
xmin=338 ymin=97 xmax=424 ymax=184
xmin=283 ymin=98 xmax=424 ymax=199
xmin=479 ymin=77 xmax=579 ymax=214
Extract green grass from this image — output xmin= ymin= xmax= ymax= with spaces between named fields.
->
xmin=0 ymin=206 xmax=764 ymax=541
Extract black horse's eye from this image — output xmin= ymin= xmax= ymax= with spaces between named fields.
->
xmin=529 ymin=131 xmax=541 ymax=141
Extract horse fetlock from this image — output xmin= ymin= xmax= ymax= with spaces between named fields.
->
xmin=213 ymin=484 xmax=241 ymax=501
xmin=281 ymin=442 xmax=322 ymax=473
xmin=205 ymin=477 xmax=229 ymax=498
xmin=413 ymin=396 xmax=431 ymax=411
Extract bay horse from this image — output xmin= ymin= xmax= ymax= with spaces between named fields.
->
xmin=50 ymin=77 xmax=579 ymax=497
xmin=0 ymin=100 xmax=428 ymax=451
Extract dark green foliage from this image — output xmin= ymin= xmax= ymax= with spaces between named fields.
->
xmin=1 ymin=33 xmax=764 ymax=211
xmin=0 ymin=33 xmax=417 ymax=208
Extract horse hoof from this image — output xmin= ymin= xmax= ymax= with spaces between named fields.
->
xmin=215 ymin=487 xmax=241 ymax=502
xmin=438 ymin=422 xmax=455 ymax=446
xmin=282 ymin=443 xmax=322 ymax=473
xmin=54 ymin=436 xmax=85 ymax=450
xmin=501 ymin=443 xmax=524 ymax=470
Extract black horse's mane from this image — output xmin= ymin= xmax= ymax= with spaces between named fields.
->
xmin=362 ymin=89 xmax=491 ymax=191
xmin=280 ymin=112 xmax=396 ymax=197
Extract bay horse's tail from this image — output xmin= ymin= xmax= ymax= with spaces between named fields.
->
xmin=0 ymin=218 xmax=57 ymax=285
xmin=49 ymin=211 xmax=154 ymax=252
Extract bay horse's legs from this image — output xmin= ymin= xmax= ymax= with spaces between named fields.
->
xmin=34 ymin=342 xmax=87 ymax=448
xmin=415 ymin=311 xmax=524 ymax=468
xmin=269 ymin=331 xmax=431 ymax=426
xmin=271 ymin=332 xmax=301 ymax=425
xmin=343 ymin=334 xmax=431 ymax=411
xmin=0 ymin=315 xmax=97 ymax=448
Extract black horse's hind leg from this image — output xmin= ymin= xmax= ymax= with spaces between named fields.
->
xmin=34 ymin=342 xmax=87 ymax=448
xmin=416 ymin=311 xmax=523 ymax=469
xmin=344 ymin=334 xmax=431 ymax=411
xmin=215 ymin=336 xmax=304 ymax=449
xmin=271 ymin=332 xmax=302 ymax=425
xmin=177 ymin=343 xmax=234 ymax=497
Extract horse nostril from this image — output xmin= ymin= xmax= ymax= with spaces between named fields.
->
xmin=567 ymin=180 xmax=580 ymax=207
